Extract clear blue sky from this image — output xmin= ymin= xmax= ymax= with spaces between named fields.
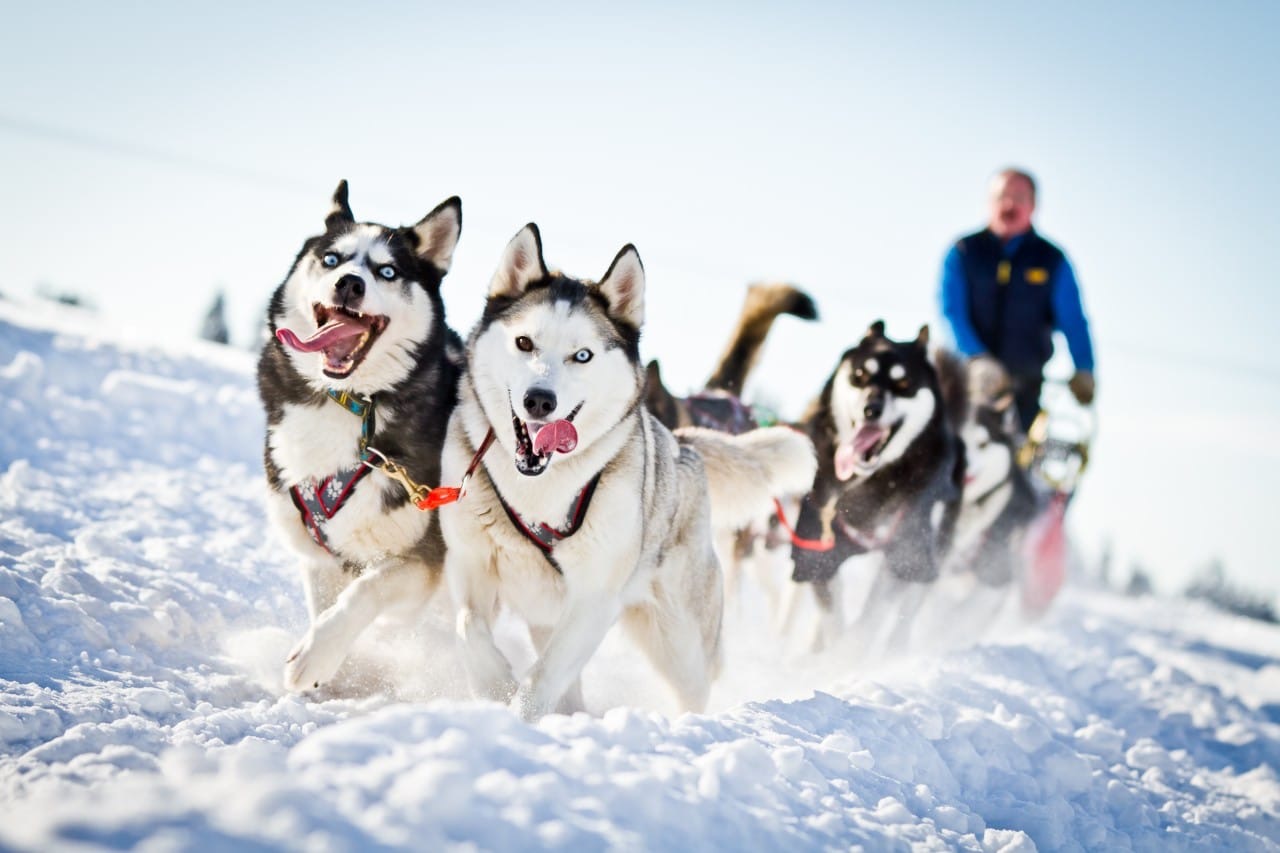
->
xmin=3 ymin=1 xmax=1278 ymax=597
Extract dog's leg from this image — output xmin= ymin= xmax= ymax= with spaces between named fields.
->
xmin=622 ymin=556 xmax=724 ymax=713
xmin=512 ymin=595 xmax=621 ymax=722
xmin=846 ymin=565 xmax=899 ymax=659
xmin=528 ymin=625 xmax=586 ymax=715
xmin=814 ymin=574 xmax=846 ymax=652
xmin=880 ymin=579 xmax=931 ymax=655
xmin=284 ymin=556 xmax=440 ymax=691
xmin=449 ymin=552 xmax=517 ymax=703
xmin=299 ymin=556 xmax=346 ymax=621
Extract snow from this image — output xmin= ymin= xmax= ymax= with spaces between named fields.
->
xmin=1 ymin=297 xmax=1278 ymax=851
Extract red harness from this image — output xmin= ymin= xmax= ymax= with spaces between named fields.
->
xmin=773 ymin=499 xmax=906 ymax=553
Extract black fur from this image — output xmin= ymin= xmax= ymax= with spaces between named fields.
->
xmin=791 ymin=323 xmax=966 ymax=595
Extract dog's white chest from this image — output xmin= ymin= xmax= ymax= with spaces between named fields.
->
xmin=268 ymin=402 xmax=428 ymax=560
xmin=270 ymin=402 xmax=367 ymax=484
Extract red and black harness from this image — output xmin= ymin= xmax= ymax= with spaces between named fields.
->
xmin=773 ymin=497 xmax=907 ymax=554
xmin=290 ymin=390 xmax=376 ymax=553
xmin=495 ymin=472 xmax=603 ymax=571
xmin=291 ymin=394 xmax=599 ymax=565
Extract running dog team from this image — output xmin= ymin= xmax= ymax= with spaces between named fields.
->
xmin=258 ymin=182 xmax=1033 ymax=721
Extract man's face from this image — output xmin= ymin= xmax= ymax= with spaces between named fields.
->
xmin=988 ymin=174 xmax=1035 ymax=240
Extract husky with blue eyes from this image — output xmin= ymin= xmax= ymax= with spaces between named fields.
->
xmin=440 ymin=224 xmax=816 ymax=721
xmin=257 ymin=180 xmax=462 ymax=693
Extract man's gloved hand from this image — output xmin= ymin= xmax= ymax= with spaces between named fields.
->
xmin=967 ymin=354 xmax=1010 ymax=403
xmin=1068 ymin=370 xmax=1095 ymax=405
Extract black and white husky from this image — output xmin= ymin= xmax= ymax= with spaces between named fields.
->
xmin=783 ymin=321 xmax=966 ymax=652
xmin=257 ymin=181 xmax=462 ymax=692
xmin=439 ymin=225 xmax=816 ymax=721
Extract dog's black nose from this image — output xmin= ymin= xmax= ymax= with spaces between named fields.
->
xmin=864 ymin=397 xmax=884 ymax=420
xmin=334 ymin=274 xmax=365 ymax=302
xmin=523 ymin=388 xmax=557 ymax=419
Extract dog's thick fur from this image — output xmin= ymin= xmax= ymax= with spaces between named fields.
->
xmin=257 ymin=181 xmax=462 ymax=692
xmin=952 ymin=396 xmax=1039 ymax=587
xmin=644 ymin=282 xmax=818 ymax=432
xmin=440 ymin=225 xmax=816 ymax=720
xmin=785 ymin=321 xmax=966 ymax=652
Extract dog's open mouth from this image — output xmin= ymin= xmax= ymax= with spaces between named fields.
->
xmin=276 ymin=304 xmax=389 ymax=378
xmin=834 ymin=420 xmax=901 ymax=481
xmin=511 ymin=403 xmax=582 ymax=477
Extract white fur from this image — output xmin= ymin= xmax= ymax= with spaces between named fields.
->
xmin=442 ymin=234 xmax=813 ymax=721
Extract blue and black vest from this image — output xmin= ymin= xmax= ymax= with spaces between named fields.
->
xmin=955 ymin=227 xmax=1065 ymax=376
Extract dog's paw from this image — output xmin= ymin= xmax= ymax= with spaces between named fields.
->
xmin=282 ymin=626 xmax=346 ymax=693
xmin=511 ymin=684 xmax=551 ymax=723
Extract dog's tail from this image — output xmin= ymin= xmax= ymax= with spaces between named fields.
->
xmin=705 ymin=282 xmax=818 ymax=395
xmin=678 ymin=425 xmax=817 ymax=531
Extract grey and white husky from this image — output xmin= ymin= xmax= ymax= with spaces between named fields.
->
xmin=439 ymin=224 xmax=816 ymax=721
xmin=257 ymin=181 xmax=462 ymax=692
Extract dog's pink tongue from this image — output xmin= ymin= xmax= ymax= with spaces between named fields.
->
xmin=276 ymin=321 xmax=364 ymax=354
xmin=834 ymin=442 xmax=859 ymax=481
xmin=852 ymin=423 xmax=886 ymax=457
xmin=532 ymin=419 xmax=578 ymax=456
xmin=834 ymin=424 xmax=887 ymax=481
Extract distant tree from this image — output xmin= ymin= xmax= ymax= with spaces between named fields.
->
xmin=1125 ymin=564 xmax=1152 ymax=597
xmin=1097 ymin=538 xmax=1114 ymax=589
xmin=1185 ymin=558 xmax=1277 ymax=624
xmin=200 ymin=291 xmax=230 ymax=345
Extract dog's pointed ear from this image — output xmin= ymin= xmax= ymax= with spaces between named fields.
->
xmin=489 ymin=224 xmax=547 ymax=299
xmin=326 ymin=180 xmax=354 ymax=229
xmin=915 ymin=324 xmax=930 ymax=349
xmin=598 ymin=245 xmax=645 ymax=329
xmin=864 ymin=319 xmax=886 ymax=341
xmin=411 ymin=196 xmax=462 ymax=274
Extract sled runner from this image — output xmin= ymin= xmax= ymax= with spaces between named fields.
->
xmin=1018 ymin=380 xmax=1095 ymax=613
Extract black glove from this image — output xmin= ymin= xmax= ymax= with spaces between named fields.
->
xmin=1068 ymin=370 xmax=1095 ymax=405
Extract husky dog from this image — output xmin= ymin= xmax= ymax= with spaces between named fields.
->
xmin=257 ymin=181 xmax=462 ymax=692
xmin=644 ymin=282 xmax=818 ymax=608
xmin=784 ymin=321 xmax=966 ymax=652
xmin=440 ymin=225 xmax=816 ymax=721
xmin=643 ymin=282 xmax=818 ymax=433
xmin=953 ymin=396 xmax=1039 ymax=587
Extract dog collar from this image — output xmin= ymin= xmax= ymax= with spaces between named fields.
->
xmin=497 ymin=473 xmax=603 ymax=571
xmin=327 ymin=389 xmax=375 ymax=458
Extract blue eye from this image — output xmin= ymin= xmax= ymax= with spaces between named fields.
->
xmin=573 ymin=348 xmax=593 ymax=363
xmin=378 ymin=265 xmax=396 ymax=280
xmin=322 ymin=252 xmax=339 ymax=267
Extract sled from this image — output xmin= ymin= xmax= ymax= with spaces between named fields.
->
xmin=1017 ymin=381 xmax=1095 ymax=613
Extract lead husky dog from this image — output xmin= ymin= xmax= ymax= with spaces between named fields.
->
xmin=784 ymin=321 xmax=966 ymax=653
xmin=440 ymin=225 xmax=816 ymax=721
xmin=257 ymin=181 xmax=462 ymax=692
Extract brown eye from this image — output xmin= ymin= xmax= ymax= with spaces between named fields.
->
xmin=515 ymin=336 xmax=534 ymax=352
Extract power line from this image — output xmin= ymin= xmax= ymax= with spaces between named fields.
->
xmin=0 ymin=113 xmax=317 ymax=196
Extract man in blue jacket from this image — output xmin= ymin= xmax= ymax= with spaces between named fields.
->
xmin=940 ymin=168 xmax=1096 ymax=430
